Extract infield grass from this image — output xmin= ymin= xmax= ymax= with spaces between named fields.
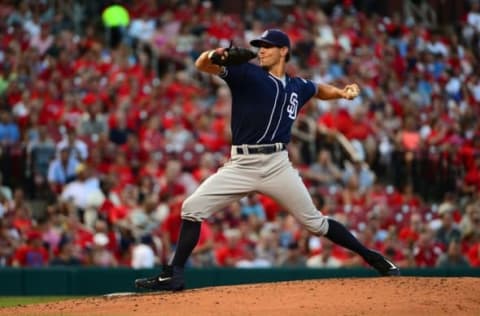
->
xmin=0 ymin=296 xmax=82 ymax=307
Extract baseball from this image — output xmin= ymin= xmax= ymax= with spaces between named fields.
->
xmin=345 ymin=85 xmax=359 ymax=99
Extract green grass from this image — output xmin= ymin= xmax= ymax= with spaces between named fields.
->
xmin=0 ymin=296 xmax=83 ymax=308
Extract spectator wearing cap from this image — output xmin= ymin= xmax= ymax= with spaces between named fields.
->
xmin=60 ymin=163 xmax=103 ymax=219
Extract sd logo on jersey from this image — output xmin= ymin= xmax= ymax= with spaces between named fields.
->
xmin=287 ymin=93 xmax=298 ymax=119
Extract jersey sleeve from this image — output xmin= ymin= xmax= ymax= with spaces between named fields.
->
xmin=218 ymin=63 xmax=253 ymax=87
xmin=298 ymin=78 xmax=317 ymax=109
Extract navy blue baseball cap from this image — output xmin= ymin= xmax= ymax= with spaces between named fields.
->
xmin=250 ymin=29 xmax=291 ymax=49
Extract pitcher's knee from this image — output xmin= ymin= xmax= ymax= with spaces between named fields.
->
xmin=181 ymin=196 xmax=205 ymax=222
xmin=303 ymin=215 xmax=329 ymax=236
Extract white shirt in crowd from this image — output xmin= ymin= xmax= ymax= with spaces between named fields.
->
xmin=131 ymin=244 xmax=156 ymax=269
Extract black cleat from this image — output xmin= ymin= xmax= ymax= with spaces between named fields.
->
xmin=135 ymin=265 xmax=185 ymax=291
xmin=365 ymin=251 xmax=401 ymax=276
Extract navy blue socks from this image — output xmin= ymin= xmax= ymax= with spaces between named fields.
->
xmin=324 ymin=218 xmax=372 ymax=259
xmin=171 ymin=219 xmax=201 ymax=267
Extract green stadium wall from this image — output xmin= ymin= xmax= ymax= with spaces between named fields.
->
xmin=0 ymin=267 xmax=479 ymax=295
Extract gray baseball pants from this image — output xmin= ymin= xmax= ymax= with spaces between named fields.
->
xmin=181 ymin=145 xmax=330 ymax=236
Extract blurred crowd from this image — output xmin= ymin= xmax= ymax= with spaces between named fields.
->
xmin=0 ymin=0 xmax=479 ymax=270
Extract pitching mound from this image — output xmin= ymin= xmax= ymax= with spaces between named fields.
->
xmin=1 ymin=277 xmax=479 ymax=316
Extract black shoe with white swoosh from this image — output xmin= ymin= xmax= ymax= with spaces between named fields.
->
xmin=135 ymin=265 xmax=185 ymax=291
xmin=365 ymin=251 xmax=401 ymax=276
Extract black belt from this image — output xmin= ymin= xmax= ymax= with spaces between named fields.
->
xmin=235 ymin=143 xmax=286 ymax=155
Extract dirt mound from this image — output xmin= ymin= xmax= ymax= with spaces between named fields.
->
xmin=1 ymin=277 xmax=479 ymax=316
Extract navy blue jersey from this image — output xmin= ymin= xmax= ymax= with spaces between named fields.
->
xmin=220 ymin=63 xmax=317 ymax=145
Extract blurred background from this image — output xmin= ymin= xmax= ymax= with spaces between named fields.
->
xmin=0 ymin=0 xmax=479 ymax=275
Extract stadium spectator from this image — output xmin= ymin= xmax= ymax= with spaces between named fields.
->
xmin=306 ymin=239 xmax=343 ymax=268
xmin=56 ymin=127 xmax=88 ymax=162
xmin=467 ymin=235 xmax=480 ymax=267
xmin=235 ymin=244 xmax=272 ymax=268
xmin=436 ymin=239 xmax=470 ymax=268
xmin=60 ymin=163 xmax=103 ymax=220
xmin=50 ymin=238 xmax=83 ymax=266
xmin=460 ymin=203 xmax=480 ymax=240
xmin=342 ymin=159 xmax=375 ymax=193
xmin=302 ymin=148 xmax=343 ymax=187
xmin=0 ymin=172 xmax=12 ymax=202
xmin=89 ymin=232 xmax=118 ymax=267
xmin=26 ymin=125 xmax=56 ymax=198
xmin=435 ymin=204 xmax=462 ymax=250
xmin=277 ymin=241 xmax=307 ymax=267
xmin=78 ymin=95 xmax=109 ymax=138
xmin=131 ymin=235 xmax=157 ymax=269
xmin=413 ymin=229 xmax=444 ymax=267
xmin=0 ymin=217 xmax=18 ymax=266
xmin=215 ymin=228 xmax=247 ymax=267
xmin=241 ymin=193 xmax=267 ymax=224
xmin=190 ymin=221 xmax=215 ymax=267
xmin=47 ymin=147 xmax=80 ymax=194
xmin=0 ymin=110 xmax=20 ymax=144
xmin=11 ymin=230 xmax=49 ymax=267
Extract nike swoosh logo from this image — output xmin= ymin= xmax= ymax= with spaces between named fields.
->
xmin=158 ymin=277 xmax=172 ymax=282
xmin=385 ymin=259 xmax=397 ymax=270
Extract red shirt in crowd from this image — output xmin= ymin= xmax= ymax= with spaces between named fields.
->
xmin=13 ymin=243 xmax=49 ymax=267
xmin=464 ymin=165 xmax=480 ymax=191
xmin=215 ymin=243 xmax=246 ymax=267
xmin=160 ymin=203 xmax=183 ymax=245
xmin=317 ymin=109 xmax=352 ymax=135
xmin=468 ymin=243 xmax=480 ymax=267
xmin=414 ymin=243 xmax=443 ymax=267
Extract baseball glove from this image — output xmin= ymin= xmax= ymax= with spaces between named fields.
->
xmin=209 ymin=42 xmax=257 ymax=66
